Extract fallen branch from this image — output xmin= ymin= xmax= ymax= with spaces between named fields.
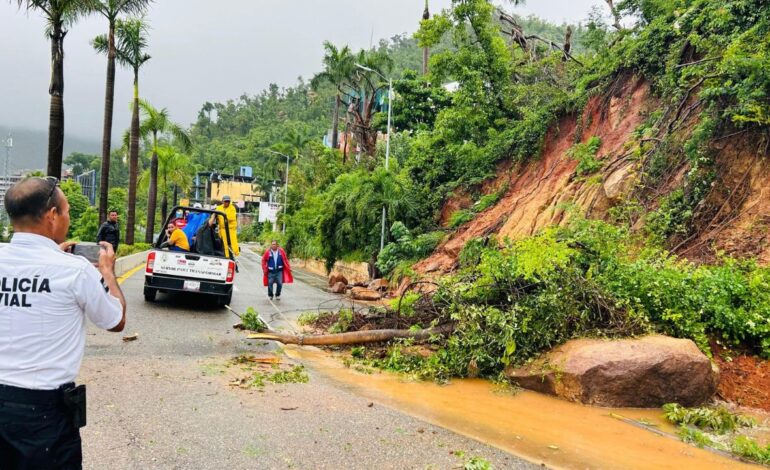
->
xmin=525 ymin=34 xmax=584 ymax=66
xmin=247 ymin=324 xmax=455 ymax=346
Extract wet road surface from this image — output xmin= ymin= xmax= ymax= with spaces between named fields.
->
xmin=79 ymin=247 xmax=537 ymax=469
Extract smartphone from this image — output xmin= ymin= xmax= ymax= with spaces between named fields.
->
xmin=72 ymin=242 xmax=104 ymax=264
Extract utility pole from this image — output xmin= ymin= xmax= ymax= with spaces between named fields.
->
xmin=1 ymin=132 xmax=12 ymax=224
xmin=266 ymin=149 xmax=291 ymax=234
xmin=3 ymin=131 xmax=11 ymax=184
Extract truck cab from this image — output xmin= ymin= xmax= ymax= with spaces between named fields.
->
xmin=143 ymin=206 xmax=236 ymax=307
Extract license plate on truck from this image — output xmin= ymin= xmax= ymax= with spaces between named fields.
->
xmin=183 ymin=280 xmax=201 ymax=291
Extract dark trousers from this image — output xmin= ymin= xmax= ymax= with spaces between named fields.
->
xmin=267 ymin=270 xmax=283 ymax=298
xmin=0 ymin=385 xmax=82 ymax=469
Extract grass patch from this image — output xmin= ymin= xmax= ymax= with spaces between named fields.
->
xmin=250 ymin=365 xmax=309 ymax=388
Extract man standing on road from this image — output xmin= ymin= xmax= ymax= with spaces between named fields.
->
xmin=0 ymin=177 xmax=126 ymax=468
xmin=96 ymin=209 xmax=120 ymax=253
xmin=261 ymin=239 xmax=293 ymax=300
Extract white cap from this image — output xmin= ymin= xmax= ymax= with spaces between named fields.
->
xmin=193 ymin=203 xmax=202 ymax=208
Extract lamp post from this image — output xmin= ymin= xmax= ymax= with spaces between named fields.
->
xmin=355 ymin=63 xmax=393 ymax=252
xmin=267 ymin=149 xmax=290 ymax=233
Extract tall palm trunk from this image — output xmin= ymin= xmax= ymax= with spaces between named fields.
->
xmin=126 ymin=74 xmax=140 ymax=245
xmin=145 ymin=131 xmax=159 ymax=243
xmin=160 ymin=173 xmax=169 ymax=223
xmin=331 ymin=93 xmax=341 ymax=149
xmin=47 ymin=25 xmax=66 ymax=178
xmin=98 ymin=23 xmax=116 ymax=222
xmin=342 ymin=111 xmax=350 ymax=164
xmin=422 ymin=1 xmax=430 ymax=75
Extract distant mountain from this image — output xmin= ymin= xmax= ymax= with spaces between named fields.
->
xmin=0 ymin=126 xmax=100 ymax=175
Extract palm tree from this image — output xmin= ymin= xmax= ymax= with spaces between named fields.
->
xmin=98 ymin=17 xmax=150 ymax=244
xmin=137 ymin=99 xmax=191 ymax=242
xmin=90 ymin=0 xmax=151 ymax=224
xmin=311 ymin=42 xmax=354 ymax=151
xmin=12 ymin=0 xmax=90 ymax=178
xmin=156 ymin=146 xmax=193 ymax=222
xmin=276 ymin=127 xmax=311 ymax=161
xmin=346 ymin=48 xmax=393 ymax=156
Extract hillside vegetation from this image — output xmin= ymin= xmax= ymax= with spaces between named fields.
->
xmin=192 ymin=0 xmax=770 ymax=375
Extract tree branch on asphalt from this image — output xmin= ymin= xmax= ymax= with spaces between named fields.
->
xmin=247 ymin=324 xmax=455 ymax=346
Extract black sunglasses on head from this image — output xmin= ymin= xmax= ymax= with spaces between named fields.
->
xmin=44 ymin=176 xmax=59 ymax=209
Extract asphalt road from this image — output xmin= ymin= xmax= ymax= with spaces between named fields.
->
xmin=79 ymin=247 xmax=537 ymax=469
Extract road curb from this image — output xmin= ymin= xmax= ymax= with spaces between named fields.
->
xmin=116 ymin=250 xmax=150 ymax=277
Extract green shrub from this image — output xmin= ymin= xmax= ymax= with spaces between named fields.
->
xmin=663 ymin=403 xmax=755 ymax=434
xmin=458 ymin=238 xmax=488 ymax=269
xmin=329 ymin=308 xmax=354 ymax=334
xmin=677 ymin=426 xmax=715 ymax=449
xmin=238 ymin=221 xmax=262 ymax=242
xmin=663 ymin=403 xmax=769 ymax=464
xmin=73 ymin=207 xmax=99 ymax=242
xmin=732 ymin=436 xmax=770 ymax=465
xmin=241 ymin=307 xmax=268 ymax=332
xmin=417 ymin=219 xmax=770 ymax=380
xmin=448 ymin=209 xmax=474 ymax=229
xmin=116 ymin=243 xmax=152 ymax=258
xmin=376 ymin=223 xmax=444 ymax=276
xmin=567 ymin=136 xmax=602 ymax=176
xmin=474 ymin=185 xmax=507 ymax=212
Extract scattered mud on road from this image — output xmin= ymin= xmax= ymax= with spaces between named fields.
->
xmin=288 ymin=346 xmax=760 ymax=470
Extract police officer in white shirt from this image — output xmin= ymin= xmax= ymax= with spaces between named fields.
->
xmin=0 ymin=176 xmax=126 ymax=469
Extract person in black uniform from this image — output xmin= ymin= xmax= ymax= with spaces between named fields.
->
xmin=96 ymin=209 xmax=120 ymax=253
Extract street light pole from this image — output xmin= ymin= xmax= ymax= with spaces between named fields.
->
xmin=283 ymin=155 xmax=289 ymax=234
xmin=355 ymin=64 xmax=394 ymax=253
xmin=267 ymin=149 xmax=290 ymax=234
xmin=380 ymin=77 xmax=393 ymax=252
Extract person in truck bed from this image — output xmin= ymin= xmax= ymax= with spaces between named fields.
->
xmin=161 ymin=222 xmax=190 ymax=252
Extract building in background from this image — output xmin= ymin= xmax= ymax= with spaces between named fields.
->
xmin=191 ymin=170 xmax=264 ymax=210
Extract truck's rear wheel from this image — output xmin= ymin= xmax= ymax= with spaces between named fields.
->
xmin=144 ymin=287 xmax=157 ymax=302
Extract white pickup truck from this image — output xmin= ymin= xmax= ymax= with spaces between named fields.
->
xmin=143 ymin=206 xmax=236 ymax=307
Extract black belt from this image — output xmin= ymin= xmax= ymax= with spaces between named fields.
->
xmin=0 ymin=382 xmax=75 ymax=405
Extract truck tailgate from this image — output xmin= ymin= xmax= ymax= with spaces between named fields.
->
xmin=150 ymin=251 xmax=229 ymax=281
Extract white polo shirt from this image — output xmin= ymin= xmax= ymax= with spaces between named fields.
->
xmin=0 ymin=233 xmax=123 ymax=390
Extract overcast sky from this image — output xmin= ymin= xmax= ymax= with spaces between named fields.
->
xmin=0 ymin=0 xmax=601 ymax=142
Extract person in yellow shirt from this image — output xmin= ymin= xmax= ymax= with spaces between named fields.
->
xmin=213 ymin=195 xmax=239 ymax=257
xmin=164 ymin=222 xmax=190 ymax=252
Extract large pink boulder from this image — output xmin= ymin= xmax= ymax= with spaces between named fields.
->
xmin=505 ymin=335 xmax=718 ymax=407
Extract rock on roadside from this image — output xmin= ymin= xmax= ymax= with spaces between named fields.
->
xmin=349 ymin=287 xmax=382 ymax=301
xmin=330 ymin=281 xmax=347 ymax=294
xmin=505 ymin=335 xmax=718 ymax=407
xmin=328 ymin=272 xmax=348 ymax=288
xmin=368 ymin=278 xmax=389 ymax=292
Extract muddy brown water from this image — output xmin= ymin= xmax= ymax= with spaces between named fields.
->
xmin=287 ymin=346 xmax=760 ymax=470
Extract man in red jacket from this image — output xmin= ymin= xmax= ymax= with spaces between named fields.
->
xmin=261 ymin=240 xmax=293 ymax=300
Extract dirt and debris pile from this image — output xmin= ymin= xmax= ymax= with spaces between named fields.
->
xmin=416 ymin=73 xmax=770 ymax=273
xmin=417 ymin=76 xmax=654 ymax=273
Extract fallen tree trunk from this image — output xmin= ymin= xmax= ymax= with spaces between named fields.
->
xmin=247 ymin=323 xmax=455 ymax=346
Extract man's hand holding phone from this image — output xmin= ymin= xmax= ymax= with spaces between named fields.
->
xmin=69 ymin=242 xmax=109 ymax=268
